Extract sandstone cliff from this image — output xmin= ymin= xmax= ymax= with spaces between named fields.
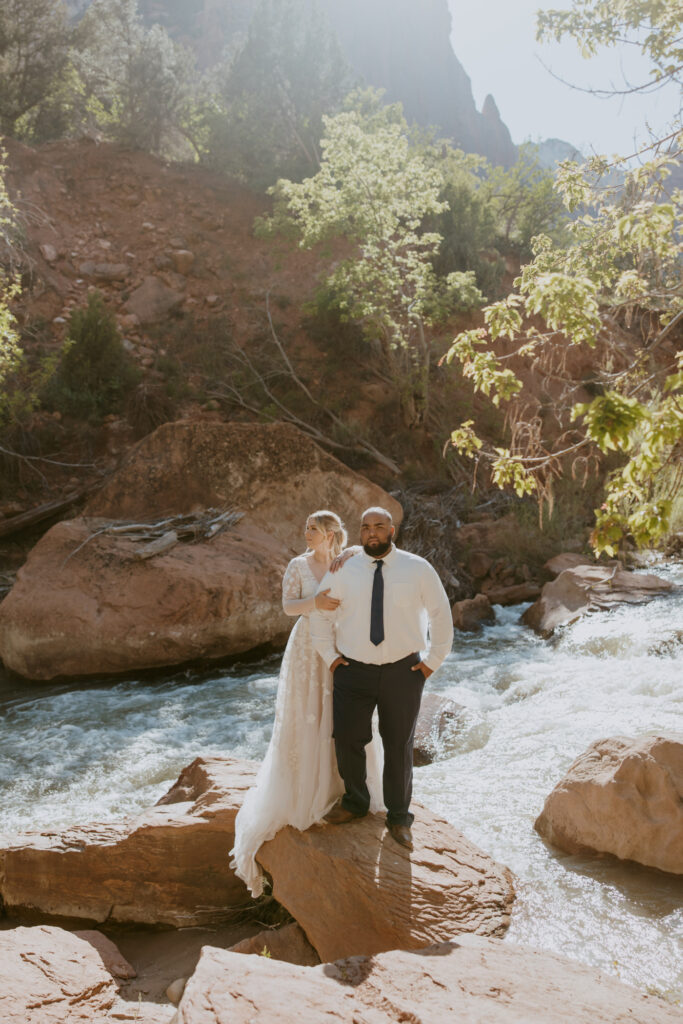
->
xmin=320 ymin=0 xmax=516 ymax=165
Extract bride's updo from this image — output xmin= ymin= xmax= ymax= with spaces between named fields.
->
xmin=307 ymin=509 xmax=347 ymax=557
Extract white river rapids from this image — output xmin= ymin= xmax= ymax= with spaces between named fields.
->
xmin=0 ymin=562 xmax=681 ymax=1001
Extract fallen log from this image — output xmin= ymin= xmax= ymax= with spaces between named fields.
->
xmin=0 ymin=490 xmax=88 ymax=540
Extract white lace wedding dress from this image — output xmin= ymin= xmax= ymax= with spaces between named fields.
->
xmin=230 ymin=553 xmax=384 ymax=897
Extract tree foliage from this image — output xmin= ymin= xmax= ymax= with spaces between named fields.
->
xmin=0 ymin=155 xmax=21 ymax=404
xmin=43 ymin=291 xmax=139 ymax=419
xmin=430 ymin=144 xmax=567 ymax=299
xmin=73 ymin=0 xmax=197 ymax=154
xmin=260 ymin=94 xmax=482 ymax=427
xmin=445 ymin=0 xmax=683 ymax=554
xmin=0 ymin=0 xmax=71 ymax=135
xmin=202 ymin=0 xmax=352 ymax=188
xmin=9 ymin=0 xmax=198 ymax=156
xmin=537 ymin=0 xmax=683 ymax=92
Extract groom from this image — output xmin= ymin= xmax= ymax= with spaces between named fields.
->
xmin=310 ymin=506 xmax=453 ymax=850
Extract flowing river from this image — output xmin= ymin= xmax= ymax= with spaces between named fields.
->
xmin=1 ymin=562 xmax=682 ymax=1002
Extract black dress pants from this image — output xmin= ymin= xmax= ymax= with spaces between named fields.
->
xmin=332 ymin=652 xmax=424 ymax=826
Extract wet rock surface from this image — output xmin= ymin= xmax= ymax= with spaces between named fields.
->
xmin=413 ymin=691 xmax=465 ymax=765
xmin=522 ymin=563 xmax=674 ymax=635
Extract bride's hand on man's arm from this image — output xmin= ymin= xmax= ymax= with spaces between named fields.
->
xmin=315 ymin=588 xmax=340 ymax=611
xmin=329 ymin=546 xmax=359 ymax=573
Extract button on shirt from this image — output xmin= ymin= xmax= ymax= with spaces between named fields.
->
xmin=309 ymin=545 xmax=454 ymax=672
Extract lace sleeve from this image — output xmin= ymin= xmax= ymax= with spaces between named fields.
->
xmin=282 ymin=558 xmax=317 ymax=617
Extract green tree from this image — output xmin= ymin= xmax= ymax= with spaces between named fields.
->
xmin=0 ymin=0 xmax=71 ymax=135
xmin=44 ymin=291 xmax=139 ymax=419
xmin=73 ymin=0 xmax=197 ymax=155
xmin=261 ymin=94 xmax=482 ymax=427
xmin=203 ymin=0 xmax=352 ymax=188
xmin=427 ymin=144 xmax=567 ymax=298
xmin=429 ymin=149 xmax=503 ymax=299
xmin=444 ymin=0 xmax=683 ymax=554
xmin=484 ymin=144 xmax=568 ymax=258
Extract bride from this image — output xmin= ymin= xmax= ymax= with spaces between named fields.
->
xmin=230 ymin=509 xmax=383 ymax=897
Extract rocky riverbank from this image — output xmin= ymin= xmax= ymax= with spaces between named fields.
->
xmin=1 ymin=742 xmax=682 ymax=1022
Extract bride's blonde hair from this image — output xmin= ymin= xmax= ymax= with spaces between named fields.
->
xmin=306 ymin=509 xmax=347 ymax=558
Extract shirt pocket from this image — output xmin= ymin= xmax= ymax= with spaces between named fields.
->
xmin=389 ymin=575 xmax=415 ymax=609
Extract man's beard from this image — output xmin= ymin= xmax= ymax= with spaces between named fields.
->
xmin=363 ymin=539 xmax=392 ymax=558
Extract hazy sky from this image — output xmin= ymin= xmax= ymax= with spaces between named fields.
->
xmin=447 ymin=0 xmax=681 ymax=157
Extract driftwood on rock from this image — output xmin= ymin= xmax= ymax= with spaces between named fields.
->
xmin=64 ymin=507 xmax=243 ymax=565
xmin=0 ymin=421 xmax=402 ymax=680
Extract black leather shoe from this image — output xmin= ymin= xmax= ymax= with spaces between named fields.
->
xmin=323 ymin=804 xmax=364 ymax=825
xmin=388 ymin=823 xmax=413 ymax=849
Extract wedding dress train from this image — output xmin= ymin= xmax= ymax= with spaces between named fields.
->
xmin=230 ymin=553 xmax=384 ymax=897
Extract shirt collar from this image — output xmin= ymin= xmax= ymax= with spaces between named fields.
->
xmin=362 ymin=543 xmax=397 ymax=565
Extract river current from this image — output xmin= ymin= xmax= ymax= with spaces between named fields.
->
xmin=1 ymin=563 xmax=682 ymax=1001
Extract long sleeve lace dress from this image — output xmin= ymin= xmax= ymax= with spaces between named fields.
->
xmin=230 ymin=553 xmax=384 ymax=897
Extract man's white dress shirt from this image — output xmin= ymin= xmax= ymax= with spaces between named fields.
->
xmin=309 ymin=545 xmax=454 ymax=672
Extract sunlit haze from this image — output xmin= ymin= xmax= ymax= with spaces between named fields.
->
xmin=447 ymin=0 xmax=681 ymax=157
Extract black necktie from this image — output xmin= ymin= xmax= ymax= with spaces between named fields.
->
xmin=370 ymin=559 xmax=384 ymax=646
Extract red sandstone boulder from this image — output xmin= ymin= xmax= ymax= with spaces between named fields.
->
xmin=123 ymin=274 xmax=184 ymax=322
xmin=0 ymin=517 xmax=291 ymax=679
xmin=465 ymin=549 xmax=493 ymax=579
xmin=0 ymin=757 xmax=257 ymax=927
xmin=228 ymin=922 xmax=320 ymax=966
xmin=522 ymin=563 xmax=673 ymax=635
xmin=256 ymin=805 xmax=515 ymax=962
xmin=535 ymin=734 xmax=683 ymax=874
xmin=452 ymin=592 xmax=495 ymax=631
xmin=544 ymin=552 xmax=595 ymax=575
xmin=481 ymin=581 xmax=542 ymax=605
xmin=175 ymin=934 xmax=683 ymax=1024
xmin=0 ymin=925 xmax=125 ymax=1023
xmin=0 ymin=421 xmax=401 ymax=679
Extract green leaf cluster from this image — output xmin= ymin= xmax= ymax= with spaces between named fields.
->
xmin=537 ymin=1 xmax=683 ymax=88
xmin=443 ymin=0 xmax=683 ymax=553
xmin=262 ymin=94 xmax=483 ymax=426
